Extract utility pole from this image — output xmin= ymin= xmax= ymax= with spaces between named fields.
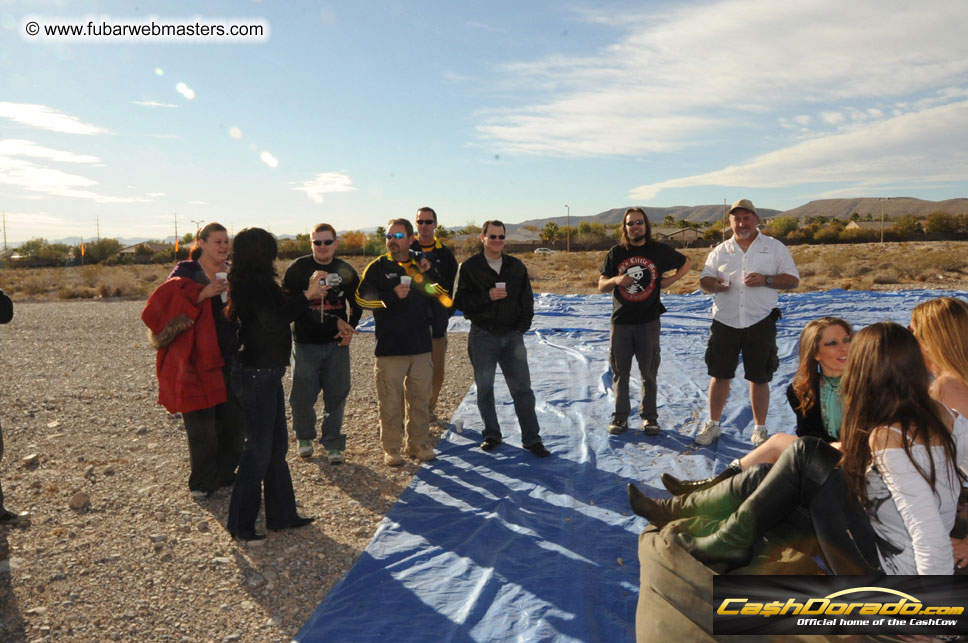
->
xmin=190 ymin=219 xmax=205 ymax=238
xmin=722 ymin=198 xmax=728 ymax=242
xmin=880 ymin=198 xmax=886 ymax=243
xmin=564 ymin=204 xmax=570 ymax=252
xmin=96 ymin=216 xmax=101 ymax=243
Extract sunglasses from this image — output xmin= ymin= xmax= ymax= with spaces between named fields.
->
xmin=416 ymin=219 xmax=435 ymax=225
xmin=312 ymin=239 xmax=336 ymax=246
xmin=487 ymin=234 xmax=506 ymax=240
xmin=386 ymin=232 xmax=407 ymax=239
xmin=625 ymin=219 xmax=645 ymax=226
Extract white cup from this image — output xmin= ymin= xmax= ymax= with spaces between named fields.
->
xmin=400 ymin=275 xmax=412 ymax=287
xmin=454 ymin=419 xmax=464 ymax=433
xmin=495 ymin=282 xmax=506 ymax=289
xmin=215 ymin=272 xmax=228 ymax=302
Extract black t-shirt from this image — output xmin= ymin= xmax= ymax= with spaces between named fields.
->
xmin=282 ymin=255 xmax=362 ymax=344
xmin=600 ymin=242 xmax=687 ymax=324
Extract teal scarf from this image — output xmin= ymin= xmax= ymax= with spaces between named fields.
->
xmin=819 ymin=374 xmax=843 ymax=440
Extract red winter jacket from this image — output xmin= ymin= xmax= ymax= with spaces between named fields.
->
xmin=141 ymin=277 xmax=226 ymax=413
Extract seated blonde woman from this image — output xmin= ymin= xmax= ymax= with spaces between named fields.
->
xmin=909 ymin=297 xmax=968 ymax=568
xmin=660 ymin=317 xmax=851 ymax=495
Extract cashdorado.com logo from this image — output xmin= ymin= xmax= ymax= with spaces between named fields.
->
xmin=713 ymin=576 xmax=968 ymax=636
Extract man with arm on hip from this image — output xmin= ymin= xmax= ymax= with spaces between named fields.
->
xmin=599 ymin=207 xmax=691 ymax=436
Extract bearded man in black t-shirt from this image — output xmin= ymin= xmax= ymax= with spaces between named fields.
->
xmin=598 ymin=208 xmax=691 ymax=435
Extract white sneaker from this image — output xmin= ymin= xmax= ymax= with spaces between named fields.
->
xmin=695 ymin=420 xmax=721 ymax=446
xmin=751 ymin=426 xmax=769 ymax=446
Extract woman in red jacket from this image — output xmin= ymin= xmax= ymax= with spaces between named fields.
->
xmin=142 ymin=223 xmax=242 ymax=499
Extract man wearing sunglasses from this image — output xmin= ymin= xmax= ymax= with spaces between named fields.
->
xmin=599 ymin=207 xmax=691 ymax=436
xmin=453 ymin=220 xmax=550 ymax=458
xmin=357 ymin=219 xmax=447 ymax=466
xmin=283 ymin=223 xmax=362 ymax=463
xmin=411 ymin=207 xmax=458 ymax=424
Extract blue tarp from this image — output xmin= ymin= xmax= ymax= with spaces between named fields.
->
xmin=300 ymin=289 xmax=963 ymax=642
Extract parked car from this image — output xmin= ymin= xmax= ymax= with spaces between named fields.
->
xmin=534 ymin=248 xmax=555 ymax=255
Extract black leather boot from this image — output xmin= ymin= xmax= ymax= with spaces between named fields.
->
xmin=660 ymin=460 xmax=742 ymax=496
xmin=673 ymin=437 xmax=841 ymax=569
xmin=628 ymin=464 xmax=771 ymax=529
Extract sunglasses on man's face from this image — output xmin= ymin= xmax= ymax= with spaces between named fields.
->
xmin=626 ymin=219 xmax=645 ymax=226
xmin=416 ymin=219 xmax=435 ymax=225
xmin=386 ymin=232 xmax=407 ymax=239
xmin=313 ymin=239 xmax=336 ymax=246
xmin=487 ymin=234 xmax=506 ymax=240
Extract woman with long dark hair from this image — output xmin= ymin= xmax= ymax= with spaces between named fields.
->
xmin=143 ymin=222 xmax=242 ymax=498
xmin=224 ymin=227 xmax=323 ymax=540
xmin=632 ymin=322 xmax=963 ymax=574
xmin=659 ymin=317 xmax=852 ymax=496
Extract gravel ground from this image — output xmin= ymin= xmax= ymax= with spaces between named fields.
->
xmin=0 ymin=300 xmax=473 ymax=642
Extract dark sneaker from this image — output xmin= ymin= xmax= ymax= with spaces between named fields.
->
xmin=327 ymin=449 xmax=344 ymax=464
xmin=525 ymin=442 xmax=551 ymax=458
xmin=607 ymin=418 xmax=628 ymax=435
xmin=480 ymin=438 xmax=502 ymax=452
xmin=642 ymin=420 xmax=661 ymax=436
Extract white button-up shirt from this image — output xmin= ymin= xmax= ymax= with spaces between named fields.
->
xmin=700 ymin=233 xmax=798 ymax=329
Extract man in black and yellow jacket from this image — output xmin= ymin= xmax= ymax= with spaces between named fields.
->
xmin=453 ymin=220 xmax=549 ymax=458
xmin=0 ymin=289 xmax=16 ymax=522
xmin=356 ymin=218 xmax=448 ymax=466
xmin=410 ymin=206 xmax=458 ymax=423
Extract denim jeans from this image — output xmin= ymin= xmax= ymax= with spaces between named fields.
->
xmin=182 ymin=364 xmax=244 ymax=493
xmin=467 ymin=326 xmax=541 ymax=446
xmin=226 ymin=364 xmax=300 ymax=536
xmin=608 ymin=319 xmax=660 ymax=423
xmin=289 ymin=342 xmax=350 ymax=450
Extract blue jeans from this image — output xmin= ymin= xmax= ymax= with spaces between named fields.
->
xmin=289 ymin=342 xmax=350 ymax=450
xmin=227 ymin=365 xmax=299 ymax=536
xmin=467 ymin=326 xmax=541 ymax=446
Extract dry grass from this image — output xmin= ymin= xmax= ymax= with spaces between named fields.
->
xmin=2 ymin=240 xmax=966 ymax=301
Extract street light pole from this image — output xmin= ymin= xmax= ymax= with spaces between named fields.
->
xmin=879 ymin=198 xmax=885 ymax=243
xmin=564 ymin=204 xmax=570 ymax=252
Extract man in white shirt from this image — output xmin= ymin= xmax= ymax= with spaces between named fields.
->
xmin=696 ymin=199 xmax=799 ymax=447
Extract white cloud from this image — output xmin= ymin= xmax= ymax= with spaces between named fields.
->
xmin=628 ymin=100 xmax=968 ymax=199
xmin=259 ymin=151 xmax=278 ymax=168
xmin=291 ymin=172 xmax=357 ymax=204
xmin=0 ymin=102 xmax=109 ymax=135
xmin=476 ymin=0 xmax=968 ymax=157
xmin=229 ymin=126 xmax=243 ymax=139
xmin=133 ymin=100 xmax=178 ymax=108
xmin=146 ymin=192 xmax=166 ymax=198
xmin=188 ymin=200 xmax=207 ymax=205
xmin=0 ymin=138 xmax=148 ymax=203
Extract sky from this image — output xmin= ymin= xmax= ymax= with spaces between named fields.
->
xmin=1 ymin=0 xmax=967 ymax=244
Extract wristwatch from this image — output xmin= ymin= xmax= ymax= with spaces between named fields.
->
xmin=766 ymin=275 xmax=774 ymax=287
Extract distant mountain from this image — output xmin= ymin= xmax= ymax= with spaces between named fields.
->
xmin=777 ymin=197 xmax=968 ymax=220
xmin=516 ymin=204 xmax=782 ymax=229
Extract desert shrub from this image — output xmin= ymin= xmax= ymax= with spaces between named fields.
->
xmin=80 ymin=264 xmax=103 ymax=287
xmin=58 ymin=286 xmax=97 ymax=299
xmin=814 ymin=225 xmax=841 ymax=244
xmin=21 ymin=275 xmax=53 ymax=295
xmin=838 ymin=228 xmax=874 ymax=243
xmin=923 ymin=212 xmax=960 ymax=235
xmin=847 ymin=264 xmax=872 ymax=277
xmin=871 ymin=266 xmax=902 ymax=284
xmin=785 ymin=229 xmax=811 ymax=244
xmin=97 ymin=272 xmax=143 ymax=298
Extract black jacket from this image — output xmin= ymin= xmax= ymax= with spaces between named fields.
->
xmin=0 ymin=289 xmax=11 ymax=325
xmin=453 ymin=251 xmax=534 ymax=335
xmin=356 ymin=253 xmax=445 ymax=357
xmin=410 ymin=239 xmax=458 ymax=338
xmin=786 ymin=382 xmax=834 ymax=443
